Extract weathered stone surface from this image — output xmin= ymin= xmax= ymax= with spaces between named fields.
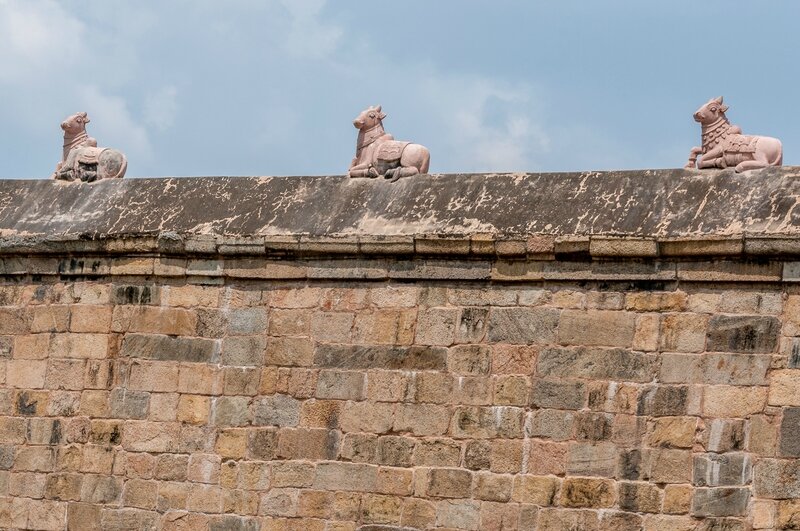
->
xmin=3 ymin=169 xmax=799 ymax=243
xmin=706 ymin=315 xmax=780 ymax=353
xmin=538 ymin=347 xmax=656 ymax=382
xmin=694 ymin=453 xmax=752 ymax=487
xmin=122 ymin=334 xmax=216 ymax=363
xmin=754 ymin=459 xmax=800 ymax=499
xmin=691 ymin=487 xmax=750 ymax=517
xmin=487 ymin=308 xmax=559 ymax=344
xmin=779 ymin=407 xmax=800 ymax=457
xmin=314 ymin=345 xmax=446 ymax=371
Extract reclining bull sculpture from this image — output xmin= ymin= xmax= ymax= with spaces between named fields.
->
xmin=348 ymin=105 xmax=430 ymax=182
xmin=52 ymin=112 xmax=127 ymax=182
xmin=685 ymin=97 xmax=782 ymax=172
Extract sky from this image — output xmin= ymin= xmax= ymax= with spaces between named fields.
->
xmin=0 ymin=0 xmax=798 ymax=179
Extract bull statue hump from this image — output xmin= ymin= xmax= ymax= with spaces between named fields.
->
xmin=348 ymin=105 xmax=430 ymax=182
xmin=684 ymin=96 xmax=783 ymax=173
xmin=52 ymin=112 xmax=127 ymax=182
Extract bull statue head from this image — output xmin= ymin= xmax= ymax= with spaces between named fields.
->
xmin=61 ymin=111 xmax=91 ymax=133
xmin=353 ymin=105 xmax=387 ymax=131
xmin=693 ymin=96 xmax=729 ymax=125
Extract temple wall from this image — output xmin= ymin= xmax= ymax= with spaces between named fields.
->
xmin=1 ymin=170 xmax=800 ymax=530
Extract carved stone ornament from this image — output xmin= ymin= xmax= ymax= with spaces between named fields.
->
xmin=348 ymin=105 xmax=430 ymax=182
xmin=51 ymin=112 xmax=127 ymax=182
xmin=685 ymin=97 xmax=782 ymax=172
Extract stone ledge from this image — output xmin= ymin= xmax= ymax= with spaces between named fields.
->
xmin=2 ymin=168 xmax=800 ymax=259
xmin=2 ymin=255 xmax=798 ymax=283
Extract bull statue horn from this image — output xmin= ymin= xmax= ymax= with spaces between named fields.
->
xmin=714 ymin=96 xmax=723 ymax=103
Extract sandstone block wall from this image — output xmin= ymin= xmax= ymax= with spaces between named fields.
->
xmin=1 ymin=170 xmax=800 ymax=530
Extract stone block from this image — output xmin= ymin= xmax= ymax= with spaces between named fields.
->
xmin=412 ymin=439 xmax=461 ymax=467
xmin=413 ymin=372 xmax=453 ymax=403
xmin=526 ymin=409 xmax=574 ymax=440
xmin=45 ymin=359 xmax=86 ymax=391
xmin=315 ymin=344 xmax=446 ymax=371
xmin=253 ymin=394 xmax=299 ymax=427
xmin=129 ymin=362 xmax=179 ymax=392
xmin=310 ymin=311 xmax=355 ymax=343
xmin=770 ymin=370 xmax=800 ymax=406
xmin=567 ymin=442 xmax=617 ymax=477
xmin=376 ymin=436 xmax=415 ymax=467
xmin=755 ymin=458 xmax=800 ymax=499
xmin=625 ymin=291 xmax=687 ymax=312
xmin=68 ymin=503 xmax=102 ymax=531
xmin=560 ymin=477 xmax=615 ymax=508
xmin=694 ymin=453 xmax=751 ymax=487
xmin=475 ymin=472 xmax=513 ymax=502
xmin=314 ymin=462 xmax=378 ymax=492
xmin=156 ymin=454 xmax=188 ymax=481
xmin=660 ymin=313 xmax=707 ymax=352
xmin=574 ymin=412 xmax=614 ymax=441
xmin=780 ymin=407 xmax=800 ymax=457
xmin=650 ymin=449 xmax=692 ymax=483
xmin=7 ymin=359 xmax=46 ymax=388
xmin=340 ymin=402 xmax=395 ymax=434
xmin=222 ymin=367 xmax=260 ymax=396
xmin=536 ymin=508 xmax=599 ymax=531
xmin=647 ymin=417 xmax=697 ymax=448
xmin=663 ymin=484 xmax=692 ymax=515
xmin=187 ymin=454 xmax=221 ymax=484
xmin=49 ymin=333 xmax=109 ymax=360
xmin=701 ymin=353 xmax=770 ymax=385
xmin=691 ymin=487 xmax=750 ymax=517
xmin=340 ymin=433 xmax=377 ymax=463
xmin=178 ymin=364 xmax=222 ymax=395
xmin=707 ymin=315 xmax=780 ymax=353
xmin=316 ymin=370 xmax=364 ymax=400
xmin=456 ymin=307 xmax=488 ymax=343
xmin=447 ymin=345 xmax=491 ymax=375
xmin=618 ymin=481 xmax=662 ymax=513
xmin=511 ymin=475 xmax=558 ymax=505
xmin=222 ymin=336 xmax=266 ymax=366
xmin=122 ymin=478 xmax=158 ymax=509
xmin=44 ymin=473 xmax=82 ymax=501
xmin=246 ymin=428 xmax=277 ymax=460
xmin=110 ymin=388 xmax=150 ymax=419
xmin=493 ymin=375 xmax=530 ymax=406
xmin=486 ymin=307 xmax=559 ymax=344
xmin=69 ymin=306 xmax=113 ymax=333
xmin=426 ymin=468 xmax=472 ymax=498
xmin=264 ymin=337 xmax=314 ymax=367
xmin=278 ymin=428 xmax=338 ymax=461
xmin=538 ymin=347 xmax=656 ymax=382
xmin=558 ymin=310 xmax=636 ymax=347
xmin=122 ymin=334 xmax=215 ymax=363
xmin=414 ymin=308 xmax=457 ymax=346
xmin=703 ymin=385 xmax=767 ymax=417
xmin=637 ymin=386 xmax=688 ymax=416
xmin=702 ymin=418 xmax=745 ymax=453
xmin=449 ymin=406 xmax=524 ymax=439
xmin=434 ymin=499 xmax=480 ymax=530
xmin=112 ymin=285 xmax=160 ymax=305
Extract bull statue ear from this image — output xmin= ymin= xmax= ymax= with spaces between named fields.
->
xmin=720 ymin=104 xmax=728 ymax=112
xmin=379 ymin=112 xmax=387 ymax=120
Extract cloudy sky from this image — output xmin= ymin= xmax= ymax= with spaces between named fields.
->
xmin=1 ymin=0 xmax=798 ymax=178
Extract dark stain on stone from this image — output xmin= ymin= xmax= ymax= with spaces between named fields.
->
xmin=619 ymin=449 xmax=643 ymax=480
xmin=16 ymin=392 xmax=37 ymax=416
xmin=115 ymin=285 xmax=152 ymax=305
xmin=49 ymin=420 xmax=62 ymax=445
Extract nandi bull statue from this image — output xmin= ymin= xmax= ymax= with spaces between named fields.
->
xmin=685 ymin=96 xmax=782 ymax=172
xmin=348 ymin=105 xmax=430 ymax=182
xmin=52 ymin=112 xmax=127 ymax=182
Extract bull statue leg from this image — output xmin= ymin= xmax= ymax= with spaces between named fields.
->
xmin=684 ymin=147 xmax=703 ymax=169
xmin=697 ymin=145 xmax=725 ymax=169
xmin=384 ymin=144 xmax=431 ymax=182
xmin=348 ymin=162 xmax=379 ymax=178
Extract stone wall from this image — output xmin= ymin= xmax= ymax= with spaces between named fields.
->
xmin=1 ymin=170 xmax=800 ymax=530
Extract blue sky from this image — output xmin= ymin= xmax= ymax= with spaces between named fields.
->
xmin=1 ymin=0 xmax=798 ymax=178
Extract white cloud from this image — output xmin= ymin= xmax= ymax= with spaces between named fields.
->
xmin=79 ymin=85 xmax=153 ymax=163
xmin=144 ymin=86 xmax=179 ymax=132
xmin=0 ymin=0 xmax=86 ymax=82
xmin=278 ymin=0 xmax=342 ymax=58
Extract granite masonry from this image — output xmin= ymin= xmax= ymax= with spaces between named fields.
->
xmin=1 ymin=169 xmax=800 ymax=530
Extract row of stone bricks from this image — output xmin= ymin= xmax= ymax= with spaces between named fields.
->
xmin=0 ymin=301 xmax=788 ymax=355
xmin=0 ymin=464 xmax=794 ymax=526
xmin=4 ymin=498 xmax=780 ymax=531
xmin=1 ymin=413 xmax=797 ymax=478
xmin=2 ymin=281 xmax=793 ymax=314
xmin=7 ymin=252 xmax=800 ymax=283
xmin=0 ymin=384 xmax=797 ymax=451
